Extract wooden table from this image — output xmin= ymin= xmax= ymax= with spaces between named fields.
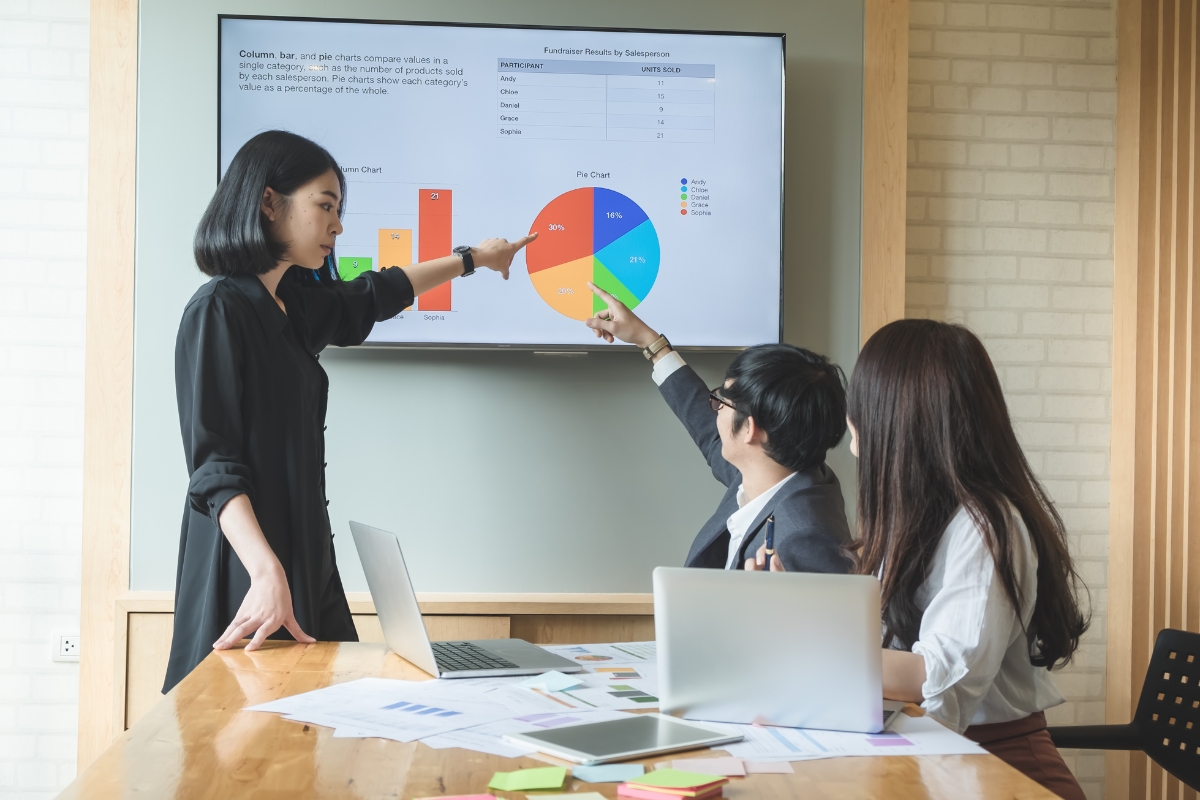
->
xmin=59 ymin=642 xmax=1058 ymax=799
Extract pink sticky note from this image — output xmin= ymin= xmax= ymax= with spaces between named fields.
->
xmin=670 ymin=757 xmax=746 ymax=777
xmin=743 ymin=761 xmax=795 ymax=774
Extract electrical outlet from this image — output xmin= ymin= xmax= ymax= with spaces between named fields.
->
xmin=52 ymin=633 xmax=80 ymax=662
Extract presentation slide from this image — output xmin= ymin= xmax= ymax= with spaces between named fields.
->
xmin=219 ymin=17 xmax=784 ymax=348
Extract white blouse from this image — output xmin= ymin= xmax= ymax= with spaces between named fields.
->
xmin=909 ymin=505 xmax=1066 ymax=733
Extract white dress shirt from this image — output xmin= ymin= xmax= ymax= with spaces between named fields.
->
xmin=910 ymin=505 xmax=1066 ymax=733
xmin=723 ymin=474 xmax=796 ymax=568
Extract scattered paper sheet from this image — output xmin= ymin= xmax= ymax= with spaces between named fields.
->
xmin=417 ymin=795 xmax=496 ymax=800
xmin=670 ymin=758 xmax=745 ymax=776
xmin=572 ymin=764 xmax=646 ymax=783
xmin=248 ymin=677 xmax=514 ymax=743
xmin=743 ymin=760 xmax=794 ymax=774
xmin=516 ymin=671 xmax=585 ymax=692
xmin=488 ymin=767 xmax=568 ymax=791
xmin=531 ymin=794 xmax=607 ymax=800
xmin=722 ymin=713 xmax=986 ymax=762
xmin=541 ymin=642 xmax=657 ymax=664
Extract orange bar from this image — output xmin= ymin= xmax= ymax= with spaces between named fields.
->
xmin=378 ymin=228 xmax=412 ymax=270
xmin=417 ymin=189 xmax=452 ymax=311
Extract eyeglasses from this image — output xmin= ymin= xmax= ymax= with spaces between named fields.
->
xmin=708 ymin=388 xmax=735 ymax=413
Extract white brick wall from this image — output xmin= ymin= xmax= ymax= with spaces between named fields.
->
xmin=906 ymin=2 xmax=1115 ymax=798
xmin=0 ymin=0 xmax=90 ymax=796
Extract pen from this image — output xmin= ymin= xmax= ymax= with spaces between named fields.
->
xmin=764 ymin=515 xmax=775 ymax=570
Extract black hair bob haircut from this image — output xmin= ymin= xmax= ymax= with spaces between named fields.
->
xmin=721 ymin=344 xmax=847 ymax=473
xmin=194 ymin=130 xmax=345 ymax=278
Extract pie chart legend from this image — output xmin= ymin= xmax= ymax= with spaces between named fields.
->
xmin=526 ymin=188 xmax=661 ymax=320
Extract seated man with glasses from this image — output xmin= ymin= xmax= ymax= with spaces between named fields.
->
xmin=585 ymin=283 xmax=852 ymax=573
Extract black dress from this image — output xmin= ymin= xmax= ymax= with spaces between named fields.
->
xmin=164 ymin=267 xmax=415 ymax=692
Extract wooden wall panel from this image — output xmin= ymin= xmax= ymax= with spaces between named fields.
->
xmin=353 ymin=615 xmax=512 ymax=643
xmin=78 ymin=0 xmax=139 ymax=771
xmin=1107 ymin=0 xmax=1200 ymax=798
xmin=510 ymin=615 xmax=657 ymax=644
xmin=861 ymin=0 xmax=910 ymax=342
xmin=124 ymin=614 xmax=173 ymax=730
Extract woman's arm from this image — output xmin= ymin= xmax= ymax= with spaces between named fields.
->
xmin=211 ymin=494 xmax=315 ymax=651
xmin=402 ymin=235 xmax=535 ymax=295
xmin=882 ymin=649 xmax=927 ymax=702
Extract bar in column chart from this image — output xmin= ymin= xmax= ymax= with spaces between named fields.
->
xmin=378 ymin=229 xmax=412 ymax=270
xmin=417 ymin=189 xmax=452 ymax=312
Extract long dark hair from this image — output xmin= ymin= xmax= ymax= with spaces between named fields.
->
xmin=194 ymin=130 xmax=345 ymax=278
xmin=847 ymin=319 xmax=1088 ymax=668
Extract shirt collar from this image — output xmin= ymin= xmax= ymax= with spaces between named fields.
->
xmin=729 ymin=472 xmax=797 ymax=535
xmin=224 ymin=273 xmax=289 ymax=333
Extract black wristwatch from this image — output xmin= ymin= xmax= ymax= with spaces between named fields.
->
xmin=453 ymin=245 xmax=475 ymax=277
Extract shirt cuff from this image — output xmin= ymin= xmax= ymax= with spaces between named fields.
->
xmin=912 ymin=639 xmax=971 ymax=732
xmin=651 ymin=350 xmax=687 ymax=386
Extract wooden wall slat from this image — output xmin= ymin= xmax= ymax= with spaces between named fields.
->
xmin=1108 ymin=1 xmax=1200 ymax=798
xmin=861 ymin=0 xmax=909 ymax=342
xmin=78 ymin=0 xmax=138 ymax=772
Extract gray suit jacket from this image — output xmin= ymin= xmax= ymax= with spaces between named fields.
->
xmin=659 ymin=364 xmax=853 ymax=573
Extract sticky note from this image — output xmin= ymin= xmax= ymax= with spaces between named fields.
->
xmin=531 ymin=794 xmax=607 ymax=800
xmin=488 ymin=767 xmax=568 ymax=792
xmin=743 ymin=761 xmax=794 ymax=774
xmin=628 ymin=769 xmax=725 ymax=790
xmin=516 ymin=671 xmax=585 ymax=692
xmin=670 ymin=758 xmax=745 ymax=776
xmin=573 ymin=764 xmax=646 ymax=783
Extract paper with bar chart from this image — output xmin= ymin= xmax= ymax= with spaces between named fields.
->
xmin=220 ymin=17 xmax=783 ymax=346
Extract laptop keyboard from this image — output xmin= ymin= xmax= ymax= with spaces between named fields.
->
xmin=431 ymin=641 xmax=520 ymax=672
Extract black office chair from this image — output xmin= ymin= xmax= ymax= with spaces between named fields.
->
xmin=1047 ymin=628 xmax=1200 ymax=790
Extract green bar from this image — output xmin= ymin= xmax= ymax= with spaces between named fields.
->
xmin=338 ymin=256 xmax=373 ymax=281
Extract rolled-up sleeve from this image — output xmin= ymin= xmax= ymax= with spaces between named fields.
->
xmin=287 ymin=266 xmax=416 ymax=351
xmin=911 ymin=514 xmax=1022 ymax=733
xmin=175 ymin=295 xmax=254 ymax=525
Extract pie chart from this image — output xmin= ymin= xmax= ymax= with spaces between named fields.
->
xmin=526 ymin=188 xmax=660 ymax=320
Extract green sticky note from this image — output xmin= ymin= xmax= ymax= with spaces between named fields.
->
xmin=488 ymin=767 xmax=568 ymax=792
xmin=629 ymin=769 xmax=724 ymax=789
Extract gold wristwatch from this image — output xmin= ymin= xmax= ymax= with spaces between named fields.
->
xmin=642 ymin=334 xmax=672 ymax=361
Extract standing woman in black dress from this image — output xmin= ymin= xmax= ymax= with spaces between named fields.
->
xmin=164 ymin=130 xmax=533 ymax=691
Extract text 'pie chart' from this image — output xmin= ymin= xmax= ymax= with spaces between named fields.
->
xmin=526 ymin=188 xmax=660 ymax=321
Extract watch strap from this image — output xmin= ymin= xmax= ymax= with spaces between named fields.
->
xmin=453 ymin=245 xmax=475 ymax=276
xmin=643 ymin=334 xmax=671 ymax=361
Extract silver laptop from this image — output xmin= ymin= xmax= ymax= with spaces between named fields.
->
xmin=654 ymin=566 xmax=889 ymax=733
xmin=350 ymin=521 xmax=583 ymax=679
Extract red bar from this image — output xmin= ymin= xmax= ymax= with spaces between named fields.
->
xmin=417 ymin=188 xmax=453 ymax=311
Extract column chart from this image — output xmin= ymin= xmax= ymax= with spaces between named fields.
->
xmin=497 ymin=59 xmax=715 ymax=143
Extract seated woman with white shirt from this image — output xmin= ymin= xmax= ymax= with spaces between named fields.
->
xmin=750 ymin=318 xmax=1089 ymax=800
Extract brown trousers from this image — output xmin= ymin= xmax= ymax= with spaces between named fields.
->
xmin=964 ymin=712 xmax=1085 ymax=800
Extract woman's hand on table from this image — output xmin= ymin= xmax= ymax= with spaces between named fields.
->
xmin=213 ymin=562 xmax=315 ymax=651
xmin=745 ymin=542 xmax=785 ymax=572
